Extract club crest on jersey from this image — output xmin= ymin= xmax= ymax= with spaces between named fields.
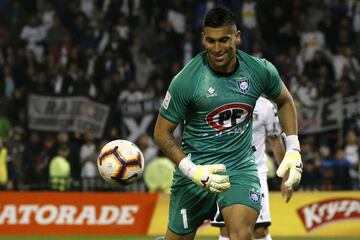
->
xmin=206 ymin=103 xmax=253 ymax=131
xmin=237 ymin=78 xmax=250 ymax=94
xmin=249 ymin=188 xmax=261 ymax=204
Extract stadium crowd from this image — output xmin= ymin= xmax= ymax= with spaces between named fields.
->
xmin=0 ymin=0 xmax=359 ymax=192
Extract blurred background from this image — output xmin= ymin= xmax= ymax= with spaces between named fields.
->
xmin=0 ymin=1 xmax=359 ymax=239
xmin=0 ymin=0 xmax=359 ymax=195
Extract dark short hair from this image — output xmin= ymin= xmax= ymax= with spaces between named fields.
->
xmin=203 ymin=6 xmax=237 ymax=28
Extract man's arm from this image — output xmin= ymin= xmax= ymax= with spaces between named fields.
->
xmin=273 ymin=82 xmax=298 ymax=136
xmin=153 ymin=114 xmax=230 ymax=193
xmin=153 ymin=114 xmax=186 ymax=164
xmin=272 ymin=82 xmax=303 ymax=190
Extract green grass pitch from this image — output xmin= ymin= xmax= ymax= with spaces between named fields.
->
xmin=0 ymin=237 xmax=359 ymax=240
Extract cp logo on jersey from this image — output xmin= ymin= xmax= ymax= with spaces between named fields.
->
xmin=206 ymin=103 xmax=253 ymax=131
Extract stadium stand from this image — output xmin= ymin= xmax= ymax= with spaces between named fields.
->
xmin=0 ymin=0 xmax=358 ymax=192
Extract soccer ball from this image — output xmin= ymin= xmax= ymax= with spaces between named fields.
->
xmin=97 ymin=139 xmax=144 ymax=185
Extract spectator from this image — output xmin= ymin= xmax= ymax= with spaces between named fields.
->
xmin=151 ymin=31 xmax=179 ymax=64
xmin=133 ymin=50 xmax=154 ymax=90
xmin=343 ymin=46 xmax=360 ymax=81
xmin=0 ymin=137 xmax=8 ymax=190
xmin=80 ymin=130 xmax=98 ymax=191
xmin=22 ymin=131 xmax=43 ymax=188
xmin=333 ymin=148 xmax=352 ymax=190
xmin=20 ymin=15 xmax=46 ymax=62
xmin=300 ymin=21 xmax=325 ymax=62
xmin=6 ymin=126 xmax=25 ymax=190
xmin=326 ymin=45 xmax=353 ymax=81
xmin=167 ymin=0 xmax=187 ymax=35
xmin=9 ymin=1 xmax=27 ymax=47
xmin=40 ymin=2 xmax=56 ymax=31
xmin=320 ymin=156 xmax=335 ymax=191
xmin=350 ymin=0 xmax=360 ymax=34
xmin=300 ymin=157 xmax=322 ymax=190
xmin=304 ymin=50 xmax=333 ymax=80
xmin=298 ymin=139 xmax=322 ymax=190
xmin=0 ymin=114 xmax=11 ymax=138
xmin=316 ymin=64 xmax=336 ymax=98
xmin=52 ymin=31 xmax=75 ymax=67
xmin=80 ymin=0 xmax=96 ymax=19
xmin=132 ymin=13 xmax=156 ymax=52
xmin=49 ymin=144 xmax=72 ymax=191
xmin=136 ymin=133 xmax=158 ymax=164
xmin=118 ymin=80 xmax=144 ymax=103
xmin=94 ymin=49 xmax=114 ymax=92
xmin=56 ymin=131 xmax=80 ymax=181
xmin=344 ymin=129 xmax=359 ymax=189
xmin=115 ymin=14 xmax=130 ymax=41
xmin=144 ymin=155 xmax=175 ymax=193
xmin=291 ymin=74 xmax=318 ymax=107
xmin=113 ymin=55 xmax=133 ymax=86
xmin=239 ymin=0 xmax=258 ymax=52
xmin=46 ymin=15 xmax=67 ymax=54
xmin=51 ymin=63 xmax=66 ymax=95
xmin=2 ymin=64 xmax=15 ymax=99
xmin=182 ymin=31 xmax=194 ymax=66
xmin=32 ymin=134 xmax=56 ymax=189
xmin=29 ymin=70 xmax=52 ymax=94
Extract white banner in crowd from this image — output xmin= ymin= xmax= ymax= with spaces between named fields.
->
xmin=298 ymin=95 xmax=360 ymax=134
xmin=119 ymin=98 xmax=162 ymax=143
xmin=28 ymin=95 xmax=109 ymax=138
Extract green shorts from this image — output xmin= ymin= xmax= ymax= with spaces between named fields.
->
xmin=168 ymin=167 xmax=261 ymax=235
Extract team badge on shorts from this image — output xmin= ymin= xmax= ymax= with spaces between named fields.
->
xmin=249 ymin=188 xmax=261 ymax=204
xmin=236 ymin=78 xmax=250 ymax=94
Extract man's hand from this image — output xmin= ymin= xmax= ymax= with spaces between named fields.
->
xmin=276 ymin=150 xmax=302 ymax=190
xmin=192 ymin=164 xmax=230 ymax=193
xmin=179 ymin=155 xmax=230 ymax=193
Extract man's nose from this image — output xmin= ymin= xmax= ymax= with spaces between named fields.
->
xmin=214 ymin=42 xmax=221 ymax=52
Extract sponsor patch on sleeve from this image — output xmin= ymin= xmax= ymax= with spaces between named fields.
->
xmin=162 ymin=91 xmax=171 ymax=110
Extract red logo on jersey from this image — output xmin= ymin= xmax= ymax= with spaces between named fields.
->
xmin=206 ymin=103 xmax=253 ymax=131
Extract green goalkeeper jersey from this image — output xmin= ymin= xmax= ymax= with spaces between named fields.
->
xmin=159 ymin=49 xmax=282 ymax=180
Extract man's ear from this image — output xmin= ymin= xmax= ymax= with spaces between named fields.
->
xmin=236 ymin=30 xmax=241 ymax=46
xmin=201 ymin=31 xmax=205 ymax=46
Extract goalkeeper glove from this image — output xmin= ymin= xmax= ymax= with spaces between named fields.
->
xmin=276 ymin=135 xmax=303 ymax=190
xmin=179 ymin=155 xmax=230 ymax=193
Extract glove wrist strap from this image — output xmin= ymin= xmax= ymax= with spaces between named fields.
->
xmin=179 ymin=155 xmax=197 ymax=179
xmin=285 ymin=135 xmax=300 ymax=152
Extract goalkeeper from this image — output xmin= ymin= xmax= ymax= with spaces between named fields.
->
xmin=154 ymin=6 xmax=302 ymax=240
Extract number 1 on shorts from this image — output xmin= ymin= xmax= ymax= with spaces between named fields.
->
xmin=180 ymin=208 xmax=188 ymax=229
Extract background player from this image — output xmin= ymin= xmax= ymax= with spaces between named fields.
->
xmin=211 ymin=96 xmax=293 ymax=240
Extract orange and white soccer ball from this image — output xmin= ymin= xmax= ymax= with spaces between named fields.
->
xmin=97 ymin=139 xmax=144 ymax=185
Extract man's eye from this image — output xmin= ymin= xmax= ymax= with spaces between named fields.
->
xmin=220 ymin=38 xmax=229 ymax=43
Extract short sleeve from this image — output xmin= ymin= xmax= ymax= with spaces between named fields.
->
xmin=159 ymin=74 xmax=192 ymax=124
xmin=262 ymin=59 xmax=283 ymax=99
